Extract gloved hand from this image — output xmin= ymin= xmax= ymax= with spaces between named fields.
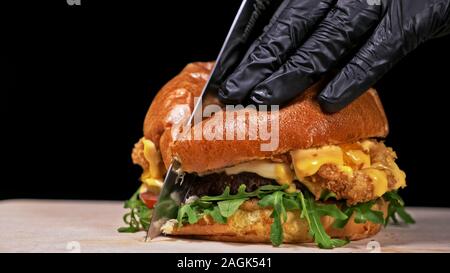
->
xmin=218 ymin=0 xmax=450 ymax=112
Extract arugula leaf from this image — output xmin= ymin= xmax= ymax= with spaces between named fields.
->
xmin=259 ymin=191 xmax=287 ymax=219
xmin=177 ymin=204 xmax=200 ymax=226
xmin=118 ymin=188 xmax=152 ymax=233
xmin=332 ymin=200 xmax=384 ymax=228
xmin=273 ymin=191 xmax=288 ymax=222
xmin=137 ymin=205 xmax=152 ymax=230
xmin=201 ymin=184 xmax=288 ymax=202
xmin=270 ymin=210 xmax=283 ymax=246
xmin=333 ymin=191 xmax=415 ymax=230
xmin=203 ymin=206 xmax=227 ymax=224
xmin=258 ymin=192 xmax=275 ymax=207
xmin=315 ymin=203 xmax=348 ymax=221
xmin=354 ymin=201 xmax=384 ymax=224
xmin=384 ymin=191 xmax=405 ymax=206
xmin=176 ymin=184 xmax=289 ymax=230
xmin=332 ymin=206 xmax=353 ymax=229
xmin=256 ymin=184 xmax=290 ymax=196
xmin=395 ymin=206 xmax=415 ymax=224
xmin=299 ymin=191 xmax=349 ymax=249
xmin=201 ymin=186 xmax=233 ymax=201
xmin=258 ymin=191 xmax=287 ymax=246
xmin=218 ymin=198 xmax=248 ymax=217
xmin=383 ymin=191 xmax=415 ymax=225
xmin=282 ymin=195 xmax=301 ymax=211
xmin=177 ymin=187 xmax=264 ymax=228
xmin=259 ymin=189 xmax=350 ymax=248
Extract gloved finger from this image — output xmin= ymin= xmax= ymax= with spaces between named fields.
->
xmin=249 ymin=0 xmax=381 ymax=106
xmin=218 ymin=0 xmax=335 ymax=105
xmin=213 ymin=0 xmax=282 ymax=87
xmin=318 ymin=0 xmax=443 ymax=113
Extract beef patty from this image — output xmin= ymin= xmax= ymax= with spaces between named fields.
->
xmin=182 ymin=172 xmax=277 ymax=200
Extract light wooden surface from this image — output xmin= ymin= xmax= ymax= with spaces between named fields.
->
xmin=0 ymin=199 xmax=449 ymax=253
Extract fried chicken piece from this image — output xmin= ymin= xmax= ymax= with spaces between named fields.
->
xmin=131 ymin=138 xmax=148 ymax=170
xmin=306 ymin=141 xmax=404 ymax=205
xmin=313 ymin=164 xmax=374 ymax=205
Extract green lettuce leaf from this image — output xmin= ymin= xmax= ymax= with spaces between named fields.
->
xmin=201 ymin=184 xmax=288 ymax=202
xmin=270 ymin=210 xmax=283 ymax=246
xmin=333 ymin=200 xmax=384 ymax=229
xmin=315 ymin=203 xmax=348 ymax=220
xmin=298 ymin=191 xmax=349 ymax=249
xmin=218 ymin=198 xmax=248 ymax=217
xmin=258 ymin=191 xmax=288 ymax=246
xmin=118 ymin=188 xmax=152 ymax=233
xmin=176 ymin=184 xmax=289 ymax=229
xmin=177 ymin=204 xmax=200 ymax=226
xmin=203 ymin=206 xmax=227 ymax=224
xmin=383 ymin=191 xmax=415 ymax=225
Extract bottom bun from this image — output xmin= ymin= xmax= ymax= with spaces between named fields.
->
xmin=166 ymin=199 xmax=387 ymax=244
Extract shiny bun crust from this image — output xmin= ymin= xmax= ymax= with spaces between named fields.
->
xmin=166 ymin=199 xmax=387 ymax=244
xmin=142 ymin=62 xmax=213 ymax=169
xmin=143 ymin=62 xmax=214 ymax=146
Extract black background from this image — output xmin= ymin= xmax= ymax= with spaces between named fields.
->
xmin=3 ymin=0 xmax=450 ymax=207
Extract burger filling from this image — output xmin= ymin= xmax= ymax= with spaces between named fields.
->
xmin=121 ymin=138 xmax=414 ymax=248
xmin=179 ymin=139 xmax=406 ymax=205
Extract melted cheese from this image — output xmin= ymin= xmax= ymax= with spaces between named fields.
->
xmin=224 ymin=160 xmax=296 ymax=192
xmin=338 ymin=165 xmax=354 ymax=177
xmin=360 ymin=140 xmax=375 ymax=152
xmin=290 ymin=145 xmax=344 ymax=179
xmin=142 ymin=139 xmax=163 ymax=178
xmin=389 ymin=160 xmax=406 ymax=189
xmin=362 ymin=168 xmax=388 ymax=197
xmin=344 ymin=150 xmax=371 ymax=169
xmin=141 ymin=139 xmax=164 ymax=191
xmin=372 ymin=160 xmax=406 ymax=190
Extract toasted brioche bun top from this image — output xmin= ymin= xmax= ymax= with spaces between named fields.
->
xmin=143 ymin=62 xmax=214 ymax=144
xmin=143 ymin=62 xmax=388 ymax=173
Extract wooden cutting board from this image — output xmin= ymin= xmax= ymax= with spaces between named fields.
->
xmin=0 ymin=199 xmax=449 ymax=253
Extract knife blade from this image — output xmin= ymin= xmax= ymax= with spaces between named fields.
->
xmin=146 ymin=0 xmax=271 ymax=241
xmin=146 ymin=161 xmax=185 ymax=240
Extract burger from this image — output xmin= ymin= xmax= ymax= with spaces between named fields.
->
xmin=120 ymin=62 xmax=414 ymax=248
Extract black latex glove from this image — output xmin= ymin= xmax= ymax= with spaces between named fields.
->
xmin=218 ymin=0 xmax=450 ymax=112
